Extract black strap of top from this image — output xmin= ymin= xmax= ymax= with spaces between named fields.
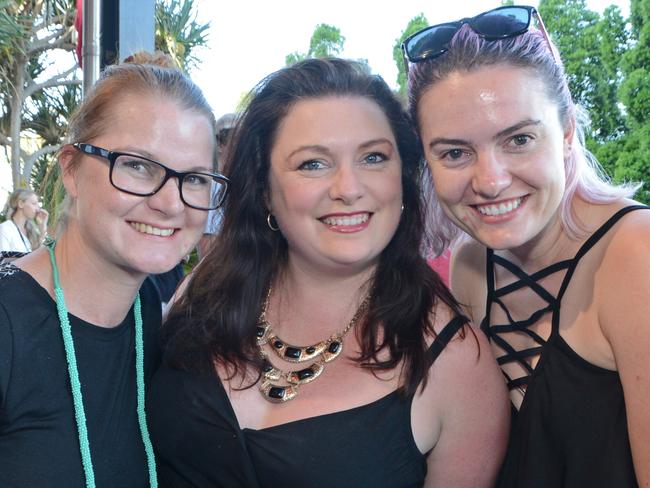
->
xmin=483 ymin=204 xmax=649 ymax=392
xmin=427 ymin=315 xmax=468 ymax=363
xmin=554 ymin=205 xmax=649 ymax=304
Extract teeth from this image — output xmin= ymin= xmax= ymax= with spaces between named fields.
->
xmin=322 ymin=213 xmax=369 ymax=226
xmin=130 ymin=222 xmax=175 ymax=236
xmin=476 ymin=198 xmax=522 ymax=216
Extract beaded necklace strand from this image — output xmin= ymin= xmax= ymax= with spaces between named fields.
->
xmin=47 ymin=242 xmax=158 ymax=488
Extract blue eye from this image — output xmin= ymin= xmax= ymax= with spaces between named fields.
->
xmin=511 ymin=134 xmax=532 ymax=146
xmin=184 ymin=173 xmax=210 ymax=187
xmin=363 ymin=152 xmax=387 ymax=164
xmin=298 ymin=160 xmax=326 ymax=171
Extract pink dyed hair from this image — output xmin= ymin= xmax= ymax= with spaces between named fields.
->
xmin=408 ymin=24 xmax=639 ymax=254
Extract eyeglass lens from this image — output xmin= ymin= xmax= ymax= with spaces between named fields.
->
xmin=471 ymin=8 xmax=531 ymax=37
xmin=112 ymin=154 xmax=225 ymax=210
xmin=406 ymin=7 xmax=532 ymax=61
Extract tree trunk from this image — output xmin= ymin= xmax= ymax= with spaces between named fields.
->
xmin=9 ymin=52 xmax=26 ymax=189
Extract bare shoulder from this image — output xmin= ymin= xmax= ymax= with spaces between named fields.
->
xmin=597 ymin=201 xmax=650 ymax=327
xmin=414 ymin=304 xmax=509 ymax=485
xmin=450 ymin=238 xmax=487 ymax=322
xmin=594 ymin=201 xmax=650 ymax=484
xmin=421 ymin=302 xmax=505 ymax=418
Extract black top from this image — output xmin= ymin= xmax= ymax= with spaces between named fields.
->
xmin=481 ymin=205 xmax=648 ymax=488
xmin=148 ymin=315 xmax=467 ymax=488
xmin=0 ymin=263 xmax=162 ymax=488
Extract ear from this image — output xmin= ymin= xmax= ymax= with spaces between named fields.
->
xmin=563 ymin=115 xmax=576 ymax=160
xmin=58 ymin=145 xmax=79 ymax=198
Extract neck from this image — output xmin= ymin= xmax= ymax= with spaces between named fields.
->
xmin=51 ymin=231 xmax=146 ymax=327
xmin=269 ymin=260 xmax=372 ymax=341
xmin=11 ymin=212 xmax=27 ymax=233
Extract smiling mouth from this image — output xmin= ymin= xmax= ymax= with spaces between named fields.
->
xmin=474 ymin=197 xmax=524 ymax=217
xmin=321 ymin=213 xmax=370 ymax=226
xmin=130 ymin=222 xmax=176 ymax=237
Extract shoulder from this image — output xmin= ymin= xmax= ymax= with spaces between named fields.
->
xmin=596 ymin=203 xmax=650 ymax=326
xmin=413 ymin=308 xmax=509 ymax=466
xmin=449 ymin=238 xmax=487 ymax=322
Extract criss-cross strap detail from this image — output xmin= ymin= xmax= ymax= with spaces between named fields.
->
xmin=482 ymin=205 xmax=649 ymax=393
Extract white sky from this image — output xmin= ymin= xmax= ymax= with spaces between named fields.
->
xmin=0 ymin=0 xmax=630 ymax=199
xmin=192 ymin=0 xmax=630 ymax=117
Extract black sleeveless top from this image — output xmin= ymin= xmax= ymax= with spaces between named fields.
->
xmin=148 ymin=316 xmax=467 ymax=488
xmin=481 ymin=206 xmax=647 ymax=488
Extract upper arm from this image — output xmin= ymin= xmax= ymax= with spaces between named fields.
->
xmin=599 ymin=214 xmax=650 ymax=485
xmin=450 ymin=240 xmax=487 ymax=323
xmin=419 ymin=323 xmax=509 ymax=487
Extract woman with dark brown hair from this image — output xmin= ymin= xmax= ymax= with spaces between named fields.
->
xmin=149 ymin=58 xmax=508 ymax=488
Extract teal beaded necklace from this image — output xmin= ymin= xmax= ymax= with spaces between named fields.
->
xmin=47 ymin=242 xmax=158 ymax=488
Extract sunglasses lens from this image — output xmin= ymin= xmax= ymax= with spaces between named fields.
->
xmin=406 ymin=23 xmax=459 ymax=61
xmin=471 ymin=7 xmax=531 ymax=38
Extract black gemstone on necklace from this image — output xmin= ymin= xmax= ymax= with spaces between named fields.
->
xmin=262 ymin=362 xmax=273 ymax=373
xmin=256 ymin=326 xmax=266 ymax=338
xmin=328 ymin=341 xmax=341 ymax=354
xmin=268 ymin=386 xmax=285 ymax=399
xmin=306 ymin=346 xmax=316 ymax=354
xmin=273 ymin=340 xmax=284 ymax=349
xmin=295 ymin=367 xmax=315 ymax=381
xmin=284 ymin=347 xmax=302 ymax=359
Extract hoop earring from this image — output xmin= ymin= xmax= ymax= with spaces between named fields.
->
xmin=267 ymin=213 xmax=279 ymax=232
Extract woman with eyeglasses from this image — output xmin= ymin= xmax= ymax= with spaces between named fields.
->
xmin=148 ymin=58 xmax=509 ymax=487
xmin=0 ymin=53 xmax=227 ymax=488
xmin=405 ymin=5 xmax=648 ymax=487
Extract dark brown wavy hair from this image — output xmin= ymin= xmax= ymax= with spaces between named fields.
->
xmin=162 ymin=58 xmax=465 ymax=396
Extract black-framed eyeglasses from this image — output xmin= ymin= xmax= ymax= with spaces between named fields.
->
xmin=401 ymin=5 xmax=556 ymax=71
xmin=72 ymin=143 xmax=229 ymax=211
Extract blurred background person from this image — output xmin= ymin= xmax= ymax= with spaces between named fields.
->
xmin=197 ymin=112 xmax=237 ymax=259
xmin=0 ymin=188 xmax=49 ymax=253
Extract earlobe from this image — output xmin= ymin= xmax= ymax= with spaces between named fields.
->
xmin=59 ymin=146 xmax=79 ymax=198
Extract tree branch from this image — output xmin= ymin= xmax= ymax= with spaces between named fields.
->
xmin=0 ymin=132 xmax=10 ymax=146
xmin=23 ymin=143 xmax=61 ymax=178
xmin=28 ymin=25 xmax=75 ymax=56
xmin=32 ymin=13 xmax=70 ymax=33
xmin=23 ymin=66 xmax=80 ymax=100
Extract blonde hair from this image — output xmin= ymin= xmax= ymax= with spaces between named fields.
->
xmin=57 ymin=51 xmax=217 ymax=232
xmin=4 ymin=189 xmax=42 ymax=249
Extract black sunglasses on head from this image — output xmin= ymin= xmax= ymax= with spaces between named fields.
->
xmin=401 ymin=5 xmax=555 ymax=70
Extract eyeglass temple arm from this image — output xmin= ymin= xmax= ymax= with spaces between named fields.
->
xmin=401 ymin=44 xmax=410 ymax=84
xmin=534 ymin=12 xmax=560 ymax=65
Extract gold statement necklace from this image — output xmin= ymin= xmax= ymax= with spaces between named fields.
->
xmin=256 ymin=288 xmax=369 ymax=403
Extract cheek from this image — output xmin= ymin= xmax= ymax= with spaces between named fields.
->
xmin=431 ymin=165 xmax=466 ymax=206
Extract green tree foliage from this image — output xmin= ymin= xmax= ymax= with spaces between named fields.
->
xmin=285 ymin=23 xmax=345 ymax=66
xmin=0 ymin=0 xmax=78 ymax=190
xmin=613 ymin=0 xmax=650 ymax=202
xmin=155 ymin=0 xmax=209 ymax=72
xmin=1 ymin=0 xmax=210 ymax=224
xmin=539 ymin=0 xmax=627 ymax=141
xmin=392 ymin=13 xmax=428 ymax=100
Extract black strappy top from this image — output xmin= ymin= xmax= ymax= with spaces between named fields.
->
xmin=481 ymin=206 xmax=647 ymax=488
xmin=148 ymin=316 xmax=467 ymax=488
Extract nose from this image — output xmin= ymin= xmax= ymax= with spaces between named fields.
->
xmin=147 ymin=177 xmax=186 ymax=215
xmin=329 ymin=163 xmax=364 ymax=204
xmin=471 ymin=150 xmax=512 ymax=198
